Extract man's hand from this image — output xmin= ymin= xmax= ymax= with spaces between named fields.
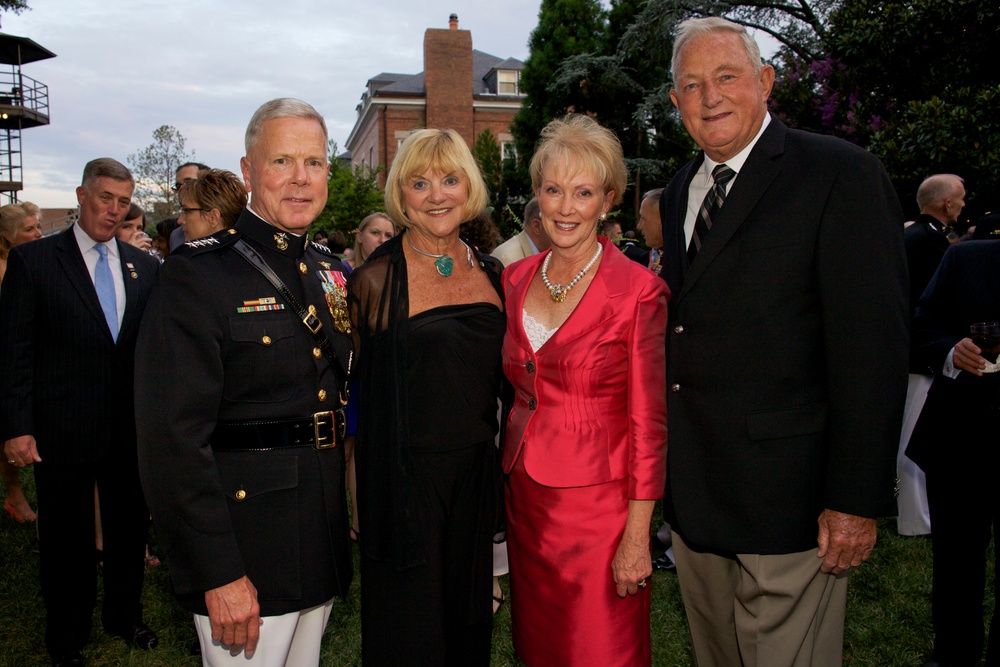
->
xmin=205 ymin=576 xmax=262 ymax=657
xmin=953 ymin=337 xmax=989 ymax=376
xmin=816 ymin=509 xmax=876 ymax=575
xmin=3 ymin=435 xmax=41 ymax=467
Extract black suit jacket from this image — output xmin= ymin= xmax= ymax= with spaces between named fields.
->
xmin=659 ymin=117 xmax=909 ymax=554
xmin=0 ymin=228 xmax=159 ymax=464
xmin=904 ymin=215 xmax=950 ymax=319
xmin=136 ymin=210 xmax=353 ymax=616
xmin=906 ymin=240 xmax=1000 ymax=473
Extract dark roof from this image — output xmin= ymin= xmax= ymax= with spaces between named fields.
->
xmin=366 ymin=50 xmax=525 ymax=97
xmin=0 ymin=33 xmax=56 ymax=65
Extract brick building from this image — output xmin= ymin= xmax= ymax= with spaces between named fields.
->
xmin=344 ymin=14 xmax=525 ymax=186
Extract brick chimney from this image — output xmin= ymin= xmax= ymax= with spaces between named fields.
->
xmin=424 ymin=17 xmax=474 ymax=145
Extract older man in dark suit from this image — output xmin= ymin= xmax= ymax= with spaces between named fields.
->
xmin=0 ymin=158 xmax=160 ymax=666
xmin=659 ymin=17 xmax=908 ymax=666
xmin=907 ymin=239 xmax=999 ymax=667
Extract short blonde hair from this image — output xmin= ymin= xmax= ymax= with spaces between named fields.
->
xmin=0 ymin=201 xmax=41 ymax=258
xmin=384 ymin=128 xmax=488 ymax=229
xmin=529 ymin=114 xmax=627 ymax=207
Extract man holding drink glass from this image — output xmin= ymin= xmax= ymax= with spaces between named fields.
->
xmin=908 ymin=240 xmax=1000 ymax=667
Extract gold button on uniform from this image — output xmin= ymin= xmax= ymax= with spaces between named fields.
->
xmin=318 ymin=389 xmax=327 ymax=402
xmin=313 ymin=347 xmax=322 ymax=359
xmin=262 ymin=335 xmax=272 ymax=345
xmin=299 ymin=262 xmax=308 ymax=274
xmin=235 ymin=489 xmax=246 ymax=501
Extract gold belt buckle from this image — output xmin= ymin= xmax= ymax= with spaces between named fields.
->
xmin=313 ymin=410 xmax=335 ymax=449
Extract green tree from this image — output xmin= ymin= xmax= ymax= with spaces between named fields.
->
xmin=127 ymin=125 xmax=194 ymax=220
xmin=471 ymin=128 xmax=524 ymax=239
xmin=314 ymin=143 xmax=385 ymax=240
xmin=0 ymin=0 xmax=29 ymax=15
xmin=510 ymin=0 xmax=607 ymax=175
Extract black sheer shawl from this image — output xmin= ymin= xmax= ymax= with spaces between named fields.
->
xmin=346 ymin=233 xmax=505 ymax=569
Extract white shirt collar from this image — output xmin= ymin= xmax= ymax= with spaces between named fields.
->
xmin=73 ymin=221 xmax=119 ymax=259
xmin=701 ymin=112 xmax=771 ymax=180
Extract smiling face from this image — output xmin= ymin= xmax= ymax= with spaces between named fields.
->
xmin=401 ymin=169 xmax=469 ymax=239
xmin=670 ymin=31 xmax=774 ymax=163
xmin=75 ymin=176 xmax=133 ymax=243
xmin=537 ymin=157 xmax=613 ymax=253
xmin=240 ymin=116 xmax=329 ymax=234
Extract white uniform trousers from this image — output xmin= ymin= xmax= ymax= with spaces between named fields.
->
xmin=194 ymin=599 xmax=333 ymax=667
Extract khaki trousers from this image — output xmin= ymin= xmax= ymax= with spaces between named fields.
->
xmin=673 ymin=533 xmax=848 ymax=667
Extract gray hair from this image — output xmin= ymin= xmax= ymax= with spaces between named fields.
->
xmin=244 ymin=98 xmax=329 ymax=155
xmin=916 ymin=174 xmax=964 ymax=212
xmin=672 ymin=17 xmax=763 ymax=79
xmin=642 ymin=187 xmax=664 ymax=203
xmin=81 ymin=157 xmax=134 ymax=189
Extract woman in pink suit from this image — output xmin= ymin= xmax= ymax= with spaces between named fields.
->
xmin=502 ymin=114 xmax=669 ymax=666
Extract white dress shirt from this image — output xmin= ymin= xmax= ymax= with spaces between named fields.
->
xmin=73 ymin=223 xmax=125 ymax=331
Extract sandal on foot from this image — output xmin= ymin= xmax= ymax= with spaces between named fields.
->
xmin=4 ymin=498 xmax=37 ymax=523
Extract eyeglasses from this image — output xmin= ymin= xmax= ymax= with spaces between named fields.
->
xmin=172 ymin=178 xmax=197 ymax=192
xmin=180 ymin=207 xmax=206 ymax=215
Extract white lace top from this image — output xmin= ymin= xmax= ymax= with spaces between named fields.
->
xmin=523 ymin=309 xmax=559 ymax=352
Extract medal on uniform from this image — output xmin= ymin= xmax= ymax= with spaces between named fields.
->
xmin=126 ymin=262 xmax=138 ymax=279
xmin=318 ymin=270 xmax=351 ymax=334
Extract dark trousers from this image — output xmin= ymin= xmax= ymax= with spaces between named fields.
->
xmin=34 ymin=452 xmax=149 ymax=657
xmin=926 ymin=466 xmax=998 ymax=666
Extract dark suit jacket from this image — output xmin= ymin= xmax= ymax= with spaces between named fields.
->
xmin=904 ymin=215 xmax=950 ymax=319
xmin=906 ymin=240 xmax=1000 ymax=473
xmin=659 ymin=116 xmax=909 ymax=554
xmin=136 ymin=210 xmax=353 ymax=616
xmin=0 ymin=227 xmax=159 ymax=463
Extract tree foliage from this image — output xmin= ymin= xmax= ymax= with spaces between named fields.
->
xmin=313 ymin=142 xmax=384 ymax=240
xmin=0 ymin=0 xmax=29 ymax=16
xmin=126 ymin=125 xmax=194 ymax=221
xmin=471 ymin=128 xmax=524 ymax=240
xmin=510 ymin=0 xmax=607 ymax=182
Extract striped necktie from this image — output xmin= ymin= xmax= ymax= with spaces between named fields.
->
xmin=687 ymin=163 xmax=735 ymax=262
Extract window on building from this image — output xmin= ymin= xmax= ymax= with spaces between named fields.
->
xmin=502 ymin=141 xmax=517 ymax=161
xmin=497 ymin=70 xmax=521 ymax=96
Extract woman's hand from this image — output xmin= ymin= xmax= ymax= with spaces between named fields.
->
xmin=611 ymin=499 xmax=655 ymax=597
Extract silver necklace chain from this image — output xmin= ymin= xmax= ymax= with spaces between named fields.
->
xmin=541 ymin=242 xmax=603 ymax=303
xmin=406 ymin=231 xmax=473 ymax=277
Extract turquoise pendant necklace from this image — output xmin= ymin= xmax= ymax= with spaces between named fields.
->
xmin=406 ymin=232 xmax=472 ymax=277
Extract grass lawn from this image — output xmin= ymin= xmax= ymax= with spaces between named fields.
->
xmin=1 ymin=470 xmax=992 ymax=666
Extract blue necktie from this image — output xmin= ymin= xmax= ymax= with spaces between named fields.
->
xmin=94 ymin=243 xmax=118 ymax=340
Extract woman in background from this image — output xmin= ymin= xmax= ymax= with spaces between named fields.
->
xmin=176 ymin=168 xmax=247 ymax=242
xmin=344 ymin=211 xmax=395 ymax=271
xmin=0 ymin=201 xmax=43 ymax=522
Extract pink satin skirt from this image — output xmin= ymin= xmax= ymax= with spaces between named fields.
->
xmin=506 ymin=453 xmax=651 ymax=666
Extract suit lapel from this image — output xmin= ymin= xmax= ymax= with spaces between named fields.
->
xmin=117 ymin=241 xmax=145 ymax=343
xmin=662 ymin=157 xmax=699 ymax=302
xmin=55 ymin=228 xmax=112 ymax=338
xmin=540 ymin=239 xmax=621 ymax=354
xmin=679 ymin=118 xmax=786 ymax=303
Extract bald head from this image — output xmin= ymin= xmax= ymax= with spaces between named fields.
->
xmin=917 ymin=174 xmax=965 ymax=225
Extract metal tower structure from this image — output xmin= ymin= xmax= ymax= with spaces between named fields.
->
xmin=0 ymin=32 xmax=55 ymax=204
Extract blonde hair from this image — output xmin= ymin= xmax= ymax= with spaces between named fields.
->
xmin=352 ymin=212 xmax=394 ymax=264
xmin=0 ymin=201 xmax=41 ymax=258
xmin=384 ymin=128 xmax=488 ymax=228
xmin=529 ymin=114 xmax=627 ymax=207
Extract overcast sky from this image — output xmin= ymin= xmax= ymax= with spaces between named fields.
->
xmin=2 ymin=1 xmax=545 ymax=208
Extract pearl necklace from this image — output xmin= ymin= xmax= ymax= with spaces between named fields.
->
xmin=406 ymin=232 xmax=473 ymax=277
xmin=542 ymin=242 xmax=603 ymax=303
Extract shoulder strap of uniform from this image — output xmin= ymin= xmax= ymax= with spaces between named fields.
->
xmin=232 ymin=239 xmax=351 ymax=401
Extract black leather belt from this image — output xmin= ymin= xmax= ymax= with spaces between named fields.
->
xmin=210 ymin=411 xmax=343 ymax=452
